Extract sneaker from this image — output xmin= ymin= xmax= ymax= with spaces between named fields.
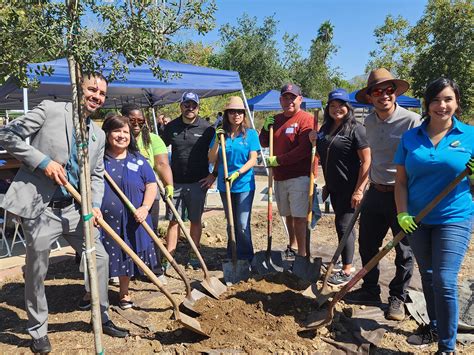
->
xmin=343 ymin=287 xmax=382 ymax=305
xmin=322 ymin=260 xmax=356 ymax=273
xmin=109 ymin=276 xmax=120 ymax=286
xmin=386 ymin=296 xmax=406 ymax=321
xmin=186 ymin=252 xmax=201 ymax=270
xmin=157 ymin=274 xmax=168 ymax=285
xmin=119 ymin=299 xmax=134 ymax=310
xmin=327 ymin=270 xmax=352 ymax=286
xmin=407 ymin=324 xmax=438 ymax=348
xmin=283 ymin=245 xmax=297 ymax=261
xmin=78 ymin=297 xmax=91 ymax=311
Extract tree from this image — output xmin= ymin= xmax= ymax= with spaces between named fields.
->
xmin=293 ymin=21 xmax=340 ymax=101
xmin=1 ymin=1 xmax=216 ymax=352
xmin=365 ymin=15 xmax=415 ymax=81
xmin=409 ymin=0 xmax=473 ymax=116
xmin=211 ymin=14 xmax=293 ymax=97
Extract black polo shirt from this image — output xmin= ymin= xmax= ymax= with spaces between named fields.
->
xmin=316 ymin=121 xmax=369 ymax=193
xmin=162 ymin=116 xmax=215 ymax=183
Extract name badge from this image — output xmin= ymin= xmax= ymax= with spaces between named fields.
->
xmin=285 ymin=127 xmax=295 ymax=134
xmin=127 ymin=162 xmax=139 ymax=172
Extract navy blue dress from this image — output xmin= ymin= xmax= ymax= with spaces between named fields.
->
xmin=101 ymin=152 xmax=158 ymax=277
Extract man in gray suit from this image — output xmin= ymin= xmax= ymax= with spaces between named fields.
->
xmin=0 ymin=74 xmax=128 ymax=353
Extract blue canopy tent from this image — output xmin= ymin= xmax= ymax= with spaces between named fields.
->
xmin=348 ymin=90 xmax=421 ymax=109
xmin=247 ymin=90 xmax=322 ymax=111
xmin=0 ymin=58 xmax=244 ymax=110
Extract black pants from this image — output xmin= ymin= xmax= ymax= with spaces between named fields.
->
xmin=329 ymin=189 xmax=356 ymax=265
xmin=358 ymin=186 xmax=414 ymax=301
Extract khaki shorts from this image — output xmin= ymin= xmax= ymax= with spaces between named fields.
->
xmin=274 ymin=176 xmax=310 ymax=218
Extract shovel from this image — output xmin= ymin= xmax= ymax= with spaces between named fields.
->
xmin=303 ymin=190 xmax=367 ymax=304
xmin=251 ymin=125 xmax=287 ymax=275
xmin=155 ymin=176 xmax=227 ymax=299
xmin=291 ymin=142 xmax=322 ymax=283
xmin=219 ymin=133 xmax=251 ymax=284
xmin=305 ymin=167 xmax=471 ymax=331
xmin=64 ymin=183 xmax=207 ymax=337
xmin=103 ymin=171 xmax=206 ymax=313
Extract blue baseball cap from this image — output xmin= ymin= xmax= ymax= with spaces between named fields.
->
xmin=180 ymin=92 xmax=200 ymax=104
xmin=328 ymin=88 xmax=350 ymax=103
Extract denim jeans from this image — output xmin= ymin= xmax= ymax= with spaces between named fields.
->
xmin=220 ymin=190 xmax=255 ymax=261
xmin=408 ymin=219 xmax=472 ymax=352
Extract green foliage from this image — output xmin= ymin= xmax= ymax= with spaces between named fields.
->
xmin=292 ymin=21 xmax=341 ymax=102
xmin=0 ymin=0 xmax=217 ymax=86
xmin=366 ymin=15 xmax=415 ymax=81
xmin=211 ymin=14 xmax=294 ymax=97
xmin=409 ymin=0 xmax=473 ymax=117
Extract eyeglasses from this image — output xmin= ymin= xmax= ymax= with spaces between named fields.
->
xmin=227 ymin=109 xmax=245 ymax=115
xmin=370 ymin=85 xmax=396 ymax=97
xmin=129 ymin=118 xmax=146 ymax=126
xmin=182 ymin=102 xmax=198 ymax=109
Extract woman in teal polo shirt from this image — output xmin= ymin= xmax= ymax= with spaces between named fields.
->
xmin=208 ymin=96 xmax=260 ymax=261
xmin=394 ymin=78 xmax=473 ymax=354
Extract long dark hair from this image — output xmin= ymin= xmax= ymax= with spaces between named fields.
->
xmin=321 ymin=100 xmax=357 ymax=136
xmin=423 ymin=77 xmax=462 ymax=120
xmin=120 ymin=103 xmax=151 ymax=149
xmin=102 ymin=115 xmax=139 ymax=153
xmin=222 ymin=110 xmax=249 ymax=138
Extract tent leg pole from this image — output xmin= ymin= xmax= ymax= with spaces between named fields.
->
xmin=22 ymin=88 xmax=29 ymax=114
xmin=240 ymin=89 xmax=290 ymax=241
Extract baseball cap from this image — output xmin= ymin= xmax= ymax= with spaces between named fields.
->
xmin=328 ymin=88 xmax=350 ymax=103
xmin=180 ymin=92 xmax=200 ymax=104
xmin=280 ymin=83 xmax=302 ymax=96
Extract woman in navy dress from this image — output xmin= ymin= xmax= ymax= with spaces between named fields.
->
xmin=101 ymin=115 xmax=158 ymax=309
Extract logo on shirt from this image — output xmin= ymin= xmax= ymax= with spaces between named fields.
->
xmin=450 ymin=140 xmax=461 ymax=147
xmin=137 ymin=159 xmax=144 ymax=166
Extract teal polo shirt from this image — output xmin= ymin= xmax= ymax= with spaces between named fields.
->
xmin=394 ymin=117 xmax=474 ymax=224
xmin=210 ymin=128 xmax=261 ymax=193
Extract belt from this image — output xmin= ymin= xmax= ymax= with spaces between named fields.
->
xmin=371 ymin=183 xmax=395 ymax=193
xmin=48 ymin=197 xmax=75 ymax=209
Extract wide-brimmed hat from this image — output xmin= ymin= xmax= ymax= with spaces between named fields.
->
xmin=224 ymin=96 xmax=246 ymax=111
xmin=355 ymin=68 xmax=409 ymax=103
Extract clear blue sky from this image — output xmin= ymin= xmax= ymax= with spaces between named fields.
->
xmin=186 ymin=0 xmax=427 ymax=80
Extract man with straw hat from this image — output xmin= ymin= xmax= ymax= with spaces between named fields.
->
xmin=344 ymin=68 xmax=421 ymax=321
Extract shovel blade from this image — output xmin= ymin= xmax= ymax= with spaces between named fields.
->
xmin=201 ymin=276 xmax=227 ymax=299
xmin=222 ymin=259 xmax=250 ymax=285
xmin=291 ymin=256 xmax=322 ymax=283
xmin=251 ymin=251 xmax=282 ymax=275
xmin=176 ymin=312 xmax=209 ymax=337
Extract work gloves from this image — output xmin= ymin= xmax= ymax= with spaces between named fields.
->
xmin=164 ymin=185 xmax=174 ymax=199
xmin=397 ymin=212 xmax=418 ymax=234
xmin=215 ymin=127 xmax=225 ymax=142
xmin=226 ymin=171 xmax=240 ymax=186
xmin=263 ymin=116 xmax=274 ymax=131
xmin=467 ymin=156 xmax=474 ymax=179
xmin=266 ymin=156 xmax=279 ymax=167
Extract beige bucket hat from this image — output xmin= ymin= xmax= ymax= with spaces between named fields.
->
xmin=355 ymin=68 xmax=410 ymax=103
xmin=224 ymin=96 xmax=246 ymax=111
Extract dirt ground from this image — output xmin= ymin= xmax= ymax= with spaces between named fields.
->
xmin=0 ymin=208 xmax=473 ymax=354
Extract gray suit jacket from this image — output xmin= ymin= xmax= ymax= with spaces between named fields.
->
xmin=0 ymin=100 xmax=105 ymax=219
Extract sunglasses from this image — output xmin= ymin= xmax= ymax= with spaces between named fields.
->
xmin=182 ymin=102 xmax=198 ymax=109
xmin=370 ymin=85 xmax=396 ymax=97
xmin=227 ymin=109 xmax=245 ymax=115
xmin=129 ymin=118 xmax=146 ymax=126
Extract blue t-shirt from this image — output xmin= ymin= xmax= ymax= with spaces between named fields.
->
xmin=394 ymin=117 xmax=474 ymax=224
xmin=210 ymin=129 xmax=261 ymax=193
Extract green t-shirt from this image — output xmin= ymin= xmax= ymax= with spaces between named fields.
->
xmin=136 ymin=132 xmax=168 ymax=170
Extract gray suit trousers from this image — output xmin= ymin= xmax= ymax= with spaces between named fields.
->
xmin=22 ymin=202 xmax=110 ymax=339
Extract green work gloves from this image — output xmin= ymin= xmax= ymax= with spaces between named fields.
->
xmin=263 ymin=116 xmax=274 ymax=131
xmin=397 ymin=212 xmax=418 ymax=234
xmin=466 ymin=156 xmax=474 ymax=179
xmin=164 ymin=185 xmax=174 ymax=199
xmin=226 ymin=171 xmax=240 ymax=186
xmin=215 ymin=127 xmax=225 ymax=142
xmin=266 ymin=156 xmax=279 ymax=167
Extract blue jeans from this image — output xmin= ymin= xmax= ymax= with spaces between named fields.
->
xmin=408 ymin=219 xmax=472 ymax=352
xmin=220 ymin=190 xmax=255 ymax=261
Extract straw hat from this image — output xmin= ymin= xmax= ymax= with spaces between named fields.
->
xmin=355 ymin=68 xmax=410 ymax=104
xmin=224 ymin=96 xmax=245 ymax=111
